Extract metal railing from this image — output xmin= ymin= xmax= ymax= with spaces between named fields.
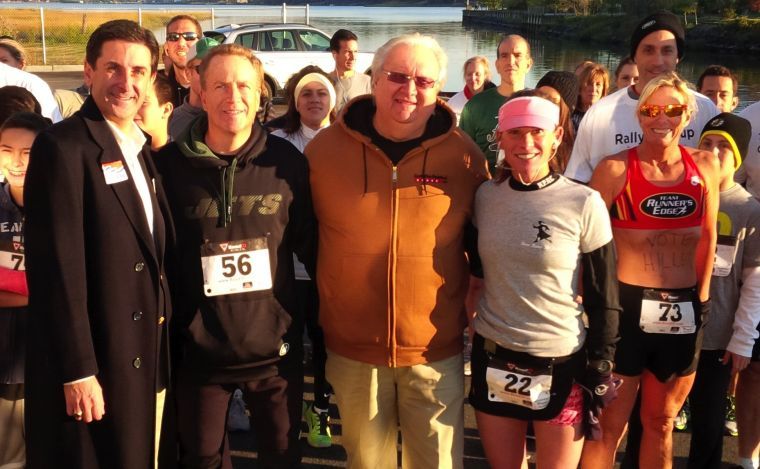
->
xmin=0 ymin=3 xmax=310 ymax=66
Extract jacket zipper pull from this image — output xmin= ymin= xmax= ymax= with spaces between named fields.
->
xmin=392 ymin=165 xmax=398 ymax=184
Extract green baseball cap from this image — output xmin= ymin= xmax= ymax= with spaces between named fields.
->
xmin=188 ymin=37 xmax=220 ymax=63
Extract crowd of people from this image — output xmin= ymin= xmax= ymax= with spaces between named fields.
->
xmin=0 ymin=8 xmax=759 ymax=469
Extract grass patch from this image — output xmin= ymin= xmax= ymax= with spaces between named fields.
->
xmin=2 ymin=9 xmax=210 ymax=65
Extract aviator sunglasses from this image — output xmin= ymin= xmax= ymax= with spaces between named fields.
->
xmin=166 ymin=31 xmax=199 ymax=42
xmin=639 ymin=103 xmax=688 ymax=118
xmin=381 ymin=70 xmax=437 ymax=89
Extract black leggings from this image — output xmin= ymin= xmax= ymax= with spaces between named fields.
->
xmin=296 ymin=279 xmax=332 ymax=408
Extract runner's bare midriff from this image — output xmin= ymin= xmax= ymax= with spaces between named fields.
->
xmin=614 ymin=225 xmax=700 ymax=289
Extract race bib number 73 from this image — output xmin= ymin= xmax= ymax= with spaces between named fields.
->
xmin=640 ymin=289 xmax=696 ymax=334
xmin=200 ymin=237 xmax=272 ymax=297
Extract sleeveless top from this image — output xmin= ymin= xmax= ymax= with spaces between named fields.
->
xmin=610 ymin=146 xmax=706 ymax=230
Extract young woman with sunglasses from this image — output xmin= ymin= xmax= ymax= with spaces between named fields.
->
xmin=466 ymin=90 xmax=621 ymax=469
xmin=582 ymin=72 xmax=720 ymax=468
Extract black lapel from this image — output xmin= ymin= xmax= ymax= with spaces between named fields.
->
xmin=80 ymin=97 xmax=157 ymax=261
xmin=141 ymin=148 xmax=168 ymax=266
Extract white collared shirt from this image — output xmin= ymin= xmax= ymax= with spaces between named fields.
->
xmin=105 ymin=120 xmax=154 ymax=236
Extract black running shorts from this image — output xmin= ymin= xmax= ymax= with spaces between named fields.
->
xmin=469 ymin=333 xmax=585 ymax=421
xmin=614 ymin=282 xmax=704 ymax=382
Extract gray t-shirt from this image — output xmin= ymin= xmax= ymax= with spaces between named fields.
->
xmin=333 ymin=72 xmax=372 ymax=112
xmin=169 ymin=100 xmax=204 ymax=141
xmin=472 ymin=176 xmax=613 ymax=357
xmin=704 ymin=184 xmax=760 ymax=353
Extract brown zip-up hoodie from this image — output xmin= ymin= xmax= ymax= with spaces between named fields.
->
xmin=305 ymin=96 xmax=488 ymax=367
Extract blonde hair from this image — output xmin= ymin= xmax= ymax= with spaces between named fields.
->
xmin=199 ymin=44 xmax=265 ymax=96
xmin=637 ymin=71 xmax=696 ymax=120
xmin=462 ymin=55 xmax=491 ymax=82
xmin=577 ymin=62 xmax=609 ymax=109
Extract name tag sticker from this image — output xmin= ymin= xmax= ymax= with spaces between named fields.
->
xmin=713 ymin=234 xmax=739 ymax=277
xmin=640 ymin=289 xmax=696 ymax=334
xmin=101 ymin=161 xmax=129 ymax=185
xmin=486 ymin=361 xmax=552 ymax=410
xmin=200 ymin=237 xmax=272 ymax=297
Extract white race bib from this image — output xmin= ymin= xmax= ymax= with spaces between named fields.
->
xmin=486 ymin=363 xmax=552 ymax=410
xmin=640 ymin=289 xmax=696 ymax=334
xmin=0 ymin=240 xmax=24 ymax=271
xmin=201 ymin=238 xmax=272 ymax=297
xmin=712 ymin=234 xmax=739 ymax=277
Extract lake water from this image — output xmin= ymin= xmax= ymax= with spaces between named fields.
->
xmin=4 ymin=3 xmax=759 ymax=108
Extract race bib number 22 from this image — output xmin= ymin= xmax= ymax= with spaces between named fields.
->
xmin=486 ymin=361 xmax=552 ymax=410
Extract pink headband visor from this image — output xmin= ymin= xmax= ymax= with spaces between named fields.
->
xmin=497 ymin=96 xmax=560 ymax=132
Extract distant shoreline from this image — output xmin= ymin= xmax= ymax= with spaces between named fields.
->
xmin=462 ymin=11 xmax=760 ymax=54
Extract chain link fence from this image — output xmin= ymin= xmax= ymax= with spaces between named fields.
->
xmin=0 ymin=4 xmax=310 ymax=66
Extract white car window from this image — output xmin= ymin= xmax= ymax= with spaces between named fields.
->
xmin=235 ymin=33 xmax=255 ymax=49
xmin=298 ymin=30 xmax=330 ymax=52
xmin=264 ymin=30 xmax=297 ymax=52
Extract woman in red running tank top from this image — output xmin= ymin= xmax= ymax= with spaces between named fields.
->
xmin=581 ymin=72 xmax=720 ymax=469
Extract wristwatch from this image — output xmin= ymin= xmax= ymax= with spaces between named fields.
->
xmin=589 ymin=359 xmax=614 ymax=374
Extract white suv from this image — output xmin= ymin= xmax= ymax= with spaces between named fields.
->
xmin=205 ymin=23 xmax=374 ymax=98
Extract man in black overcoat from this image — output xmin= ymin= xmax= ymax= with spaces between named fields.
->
xmin=23 ymin=20 xmax=175 ymax=469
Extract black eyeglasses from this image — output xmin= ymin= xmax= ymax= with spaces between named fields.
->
xmin=381 ymin=70 xmax=437 ymax=90
xmin=166 ymin=32 xmax=199 ymax=42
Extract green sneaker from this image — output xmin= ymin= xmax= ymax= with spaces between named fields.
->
xmin=725 ymin=395 xmax=738 ymax=437
xmin=304 ymin=403 xmax=332 ymax=448
xmin=674 ymin=400 xmax=690 ymax=431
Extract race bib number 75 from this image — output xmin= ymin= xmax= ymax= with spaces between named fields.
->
xmin=0 ymin=239 xmax=25 ymax=271
xmin=200 ymin=237 xmax=272 ymax=297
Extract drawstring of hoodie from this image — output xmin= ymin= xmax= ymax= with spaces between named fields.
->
xmin=360 ymin=143 xmax=431 ymax=195
xmin=218 ymin=157 xmax=238 ymax=227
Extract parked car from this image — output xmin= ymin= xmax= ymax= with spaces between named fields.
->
xmin=204 ymin=23 xmax=374 ymax=98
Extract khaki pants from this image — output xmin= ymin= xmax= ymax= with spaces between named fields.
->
xmin=326 ymin=352 xmax=464 ymax=469
xmin=0 ymin=383 xmax=25 ymax=469
xmin=155 ymin=388 xmax=166 ymax=469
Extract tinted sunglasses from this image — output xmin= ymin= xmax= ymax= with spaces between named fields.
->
xmin=166 ymin=31 xmax=199 ymax=42
xmin=639 ymin=104 xmax=688 ymax=118
xmin=381 ymin=70 xmax=437 ymax=90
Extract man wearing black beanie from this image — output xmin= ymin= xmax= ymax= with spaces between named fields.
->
xmin=565 ymin=11 xmax=718 ymax=183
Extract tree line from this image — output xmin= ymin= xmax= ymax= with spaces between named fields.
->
xmin=474 ymin=0 xmax=760 ymax=17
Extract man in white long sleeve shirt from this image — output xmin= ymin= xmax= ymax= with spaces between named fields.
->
xmin=565 ymin=11 xmax=717 ymax=183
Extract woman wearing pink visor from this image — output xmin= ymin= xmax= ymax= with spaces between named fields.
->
xmin=465 ymin=90 xmax=621 ymax=468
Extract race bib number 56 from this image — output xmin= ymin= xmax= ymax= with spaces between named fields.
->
xmin=201 ymin=238 xmax=272 ymax=297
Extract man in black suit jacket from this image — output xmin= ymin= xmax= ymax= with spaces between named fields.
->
xmin=23 ymin=20 xmax=174 ymax=469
